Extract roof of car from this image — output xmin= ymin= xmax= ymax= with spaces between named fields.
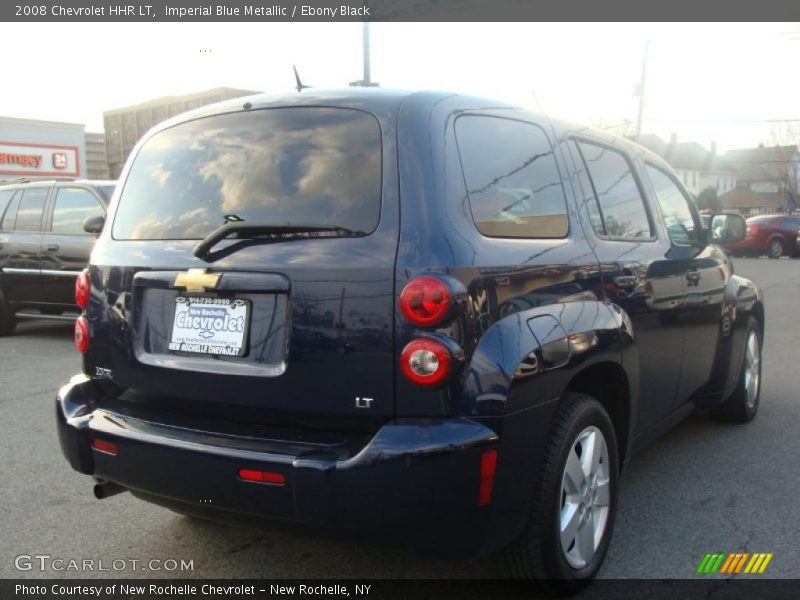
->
xmin=133 ymin=87 xmax=673 ymax=173
xmin=154 ymin=88 xmax=438 ymax=126
xmin=0 ymin=178 xmax=116 ymax=187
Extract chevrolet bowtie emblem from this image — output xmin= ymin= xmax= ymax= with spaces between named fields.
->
xmin=174 ymin=269 xmax=221 ymax=293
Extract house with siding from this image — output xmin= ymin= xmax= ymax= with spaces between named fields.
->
xmin=719 ymin=145 xmax=798 ymax=216
xmin=631 ymin=134 xmax=736 ymax=196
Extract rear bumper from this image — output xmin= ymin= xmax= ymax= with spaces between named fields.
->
xmin=56 ymin=375 xmax=513 ymax=557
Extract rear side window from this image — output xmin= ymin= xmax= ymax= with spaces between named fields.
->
xmin=14 ymin=187 xmax=48 ymax=232
xmin=576 ymin=142 xmax=653 ymax=240
xmin=455 ymin=115 xmax=568 ymax=238
xmin=51 ymin=188 xmax=105 ymax=234
xmin=112 ymin=107 xmax=382 ymax=240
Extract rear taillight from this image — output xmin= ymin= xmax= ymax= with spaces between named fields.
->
xmin=74 ymin=316 xmax=89 ymax=353
xmin=400 ymin=337 xmax=452 ymax=386
xmin=75 ymin=271 xmax=90 ymax=309
xmin=746 ymin=224 xmax=759 ymax=237
xmin=400 ymin=276 xmax=451 ymax=327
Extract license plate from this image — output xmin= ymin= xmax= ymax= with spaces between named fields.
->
xmin=168 ymin=297 xmax=249 ymax=356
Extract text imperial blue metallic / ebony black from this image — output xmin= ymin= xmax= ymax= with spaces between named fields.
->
xmin=54 ymin=89 xmax=763 ymax=590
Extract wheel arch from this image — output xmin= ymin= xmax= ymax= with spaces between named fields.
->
xmin=563 ymin=362 xmax=632 ymax=468
xmin=459 ymin=300 xmax=634 ymax=417
xmin=767 ymin=235 xmax=784 ymax=255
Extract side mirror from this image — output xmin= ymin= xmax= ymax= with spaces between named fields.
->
xmin=83 ymin=215 xmax=105 ymax=235
xmin=710 ymin=213 xmax=746 ymax=244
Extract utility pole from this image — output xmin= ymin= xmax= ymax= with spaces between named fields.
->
xmin=362 ymin=22 xmax=371 ymax=84
xmin=350 ymin=22 xmax=379 ymax=87
xmin=635 ymin=41 xmax=651 ymax=138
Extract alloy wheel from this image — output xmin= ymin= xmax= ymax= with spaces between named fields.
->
xmin=559 ymin=426 xmax=611 ymax=569
xmin=744 ymin=329 xmax=761 ymax=409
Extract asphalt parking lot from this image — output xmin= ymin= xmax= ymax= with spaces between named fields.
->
xmin=0 ymin=257 xmax=797 ymax=580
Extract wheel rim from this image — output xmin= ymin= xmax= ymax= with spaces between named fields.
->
xmin=559 ymin=426 xmax=611 ymax=569
xmin=744 ymin=330 xmax=761 ymax=409
xmin=769 ymin=240 xmax=782 ymax=257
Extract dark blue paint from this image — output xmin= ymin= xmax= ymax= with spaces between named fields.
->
xmin=55 ymin=89 xmax=763 ymax=558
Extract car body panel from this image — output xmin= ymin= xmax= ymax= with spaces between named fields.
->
xmin=0 ymin=179 xmax=112 ymax=313
xmin=725 ymin=214 xmax=800 ymax=256
xmin=53 ymin=89 xmax=764 ymax=558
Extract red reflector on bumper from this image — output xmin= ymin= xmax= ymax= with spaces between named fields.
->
xmin=238 ymin=469 xmax=286 ymax=485
xmin=478 ymin=449 xmax=498 ymax=506
xmin=91 ymin=438 xmax=117 ymax=455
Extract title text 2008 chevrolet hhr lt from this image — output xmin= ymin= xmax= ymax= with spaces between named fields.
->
xmin=56 ymin=90 xmax=763 ymax=589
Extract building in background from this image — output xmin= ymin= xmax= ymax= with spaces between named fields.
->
xmin=719 ymin=145 xmax=799 ymax=216
xmin=631 ymin=134 xmax=736 ymax=196
xmin=85 ymin=132 xmax=110 ymax=179
xmin=0 ymin=116 xmax=86 ymax=181
xmin=103 ymin=87 xmax=259 ymax=178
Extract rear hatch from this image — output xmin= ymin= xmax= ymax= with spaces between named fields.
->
xmin=88 ymin=105 xmax=398 ymax=431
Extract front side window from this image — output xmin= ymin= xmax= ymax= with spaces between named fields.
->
xmin=14 ymin=187 xmax=48 ymax=232
xmin=576 ymin=142 xmax=653 ymax=240
xmin=455 ymin=115 xmax=568 ymax=238
xmin=51 ymin=188 xmax=105 ymax=234
xmin=645 ymin=165 xmax=700 ymax=245
xmin=97 ymin=185 xmax=116 ymax=201
xmin=113 ymin=107 xmax=382 ymax=240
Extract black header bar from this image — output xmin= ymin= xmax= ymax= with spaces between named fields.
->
xmin=3 ymin=0 xmax=800 ymax=22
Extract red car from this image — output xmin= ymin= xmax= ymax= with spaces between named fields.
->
xmin=724 ymin=214 xmax=800 ymax=258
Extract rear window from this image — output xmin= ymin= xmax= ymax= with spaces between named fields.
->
xmin=112 ymin=107 xmax=382 ymax=240
xmin=455 ymin=115 xmax=568 ymax=238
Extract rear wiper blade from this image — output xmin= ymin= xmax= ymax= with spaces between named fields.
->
xmin=193 ymin=222 xmax=355 ymax=261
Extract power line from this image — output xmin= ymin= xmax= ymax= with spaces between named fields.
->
xmin=645 ymin=118 xmax=800 ymax=123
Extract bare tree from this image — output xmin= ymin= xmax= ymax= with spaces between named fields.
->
xmin=763 ymin=122 xmax=799 ymax=210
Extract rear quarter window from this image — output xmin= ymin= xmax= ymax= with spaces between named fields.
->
xmin=14 ymin=187 xmax=48 ymax=232
xmin=0 ymin=189 xmax=16 ymax=229
xmin=455 ymin=115 xmax=568 ymax=239
xmin=112 ymin=107 xmax=382 ymax=240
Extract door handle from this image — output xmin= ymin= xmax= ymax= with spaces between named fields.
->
xmin=45 ymin=244 xmax=59 ymax=253
xmin=686 ymin=269 xmax=701 ymax=286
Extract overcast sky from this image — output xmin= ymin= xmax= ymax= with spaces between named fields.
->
xmin=1 ymin=22 xmax=798 ymax=152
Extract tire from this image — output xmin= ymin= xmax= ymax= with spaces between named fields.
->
xmin=0 ymin=296 xmax=16 ymax=336
xmin=505 ymin=393 xmax=619 ymax=593
xmin=710 ymin=317 xmax=762 ymax=423
xmin=767 ymin=237 xmax=783 ymax=259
